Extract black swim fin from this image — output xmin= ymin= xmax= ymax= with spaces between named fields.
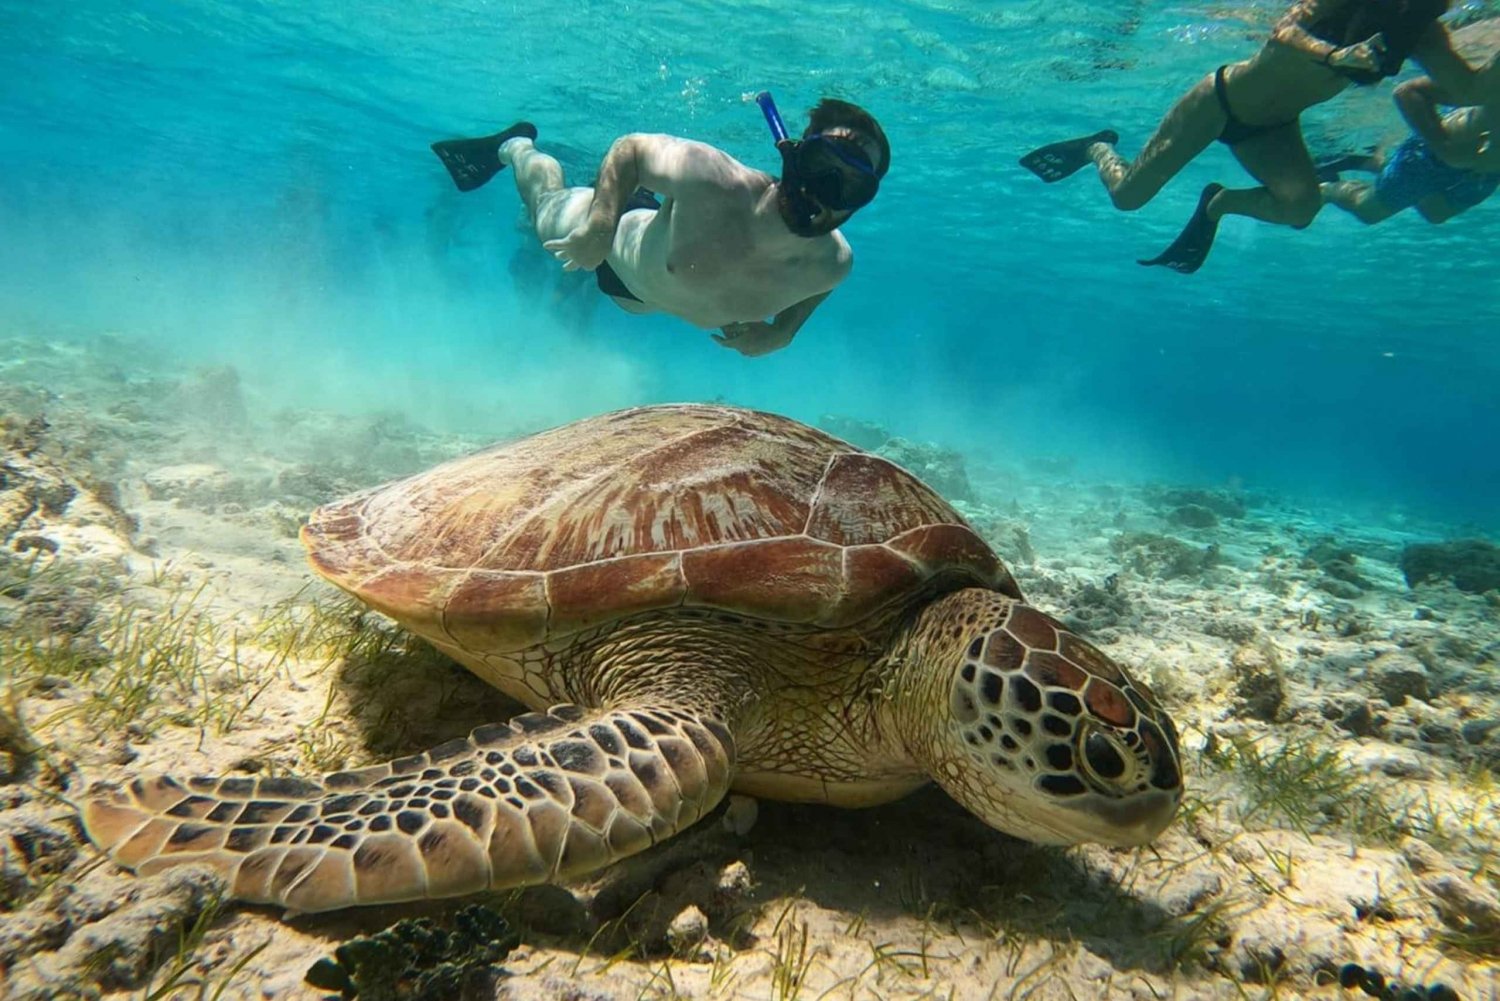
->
xmin=1138 ymin=183 xmax=1224 ymax=275
xmin=431 ymin=122 xmax=538 ymax=192
xmin=1313 ymin=150 xmax=1378 ymax=184
xmin=1019 ymin=129 xmax=1120 ymax=182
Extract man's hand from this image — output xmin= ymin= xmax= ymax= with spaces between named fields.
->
xmin=713 ymin=321 xmax=794 ymax=357
xmin=542 ymin=221 xmax=613 ymax=272
xmin=1327 ymin=33 xmax=1386 ymax=73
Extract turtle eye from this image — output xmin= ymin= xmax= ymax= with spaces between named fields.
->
xmin=1078 ymin=727 xmax=1141 ymax=790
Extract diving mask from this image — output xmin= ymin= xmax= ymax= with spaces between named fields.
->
xmin=756 ymin=91 xmax=880 ymax=213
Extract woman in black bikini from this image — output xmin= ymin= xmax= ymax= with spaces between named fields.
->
xmin=1020 ymin=0 xmax=1491 ymax=274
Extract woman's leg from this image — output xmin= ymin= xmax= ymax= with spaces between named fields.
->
xmin=1136 ymin=98 xmax=1315 ymax=273
xmin=1091 ymin=71 xmax=1226 ymax=211
xmin=1212 ymin=123 xmax=1322 ymax=228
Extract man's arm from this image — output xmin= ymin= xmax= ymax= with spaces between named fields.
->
xmin=1394 ymin=81 xmax=1496 ymax=167
xmin=1411 ymin=22 xmax=1500 ymax=108
xmin=1396 ymin=78 xmax=1456 ymax=152
xmin=713 ymin=291 xmax=834 ymax=358
xmin=544 ymin=135 xmax=747 ymax=271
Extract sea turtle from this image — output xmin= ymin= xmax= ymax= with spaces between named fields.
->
xmin=82 ymin=404 xmax=1182 ymax=913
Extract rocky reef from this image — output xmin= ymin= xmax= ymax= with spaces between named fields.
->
xmin=1401 ymin=538 xmax=1500 ymax=594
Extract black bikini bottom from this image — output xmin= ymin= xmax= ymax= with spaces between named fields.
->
xmin=1214 ymin=65 xmax=1294 ymax=146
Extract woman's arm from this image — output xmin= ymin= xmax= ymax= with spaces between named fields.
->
xmin=1271 ymin=0 xmax=1344 ymax=60
xmin=1270 ymin=0 xmax=1388 ymax=74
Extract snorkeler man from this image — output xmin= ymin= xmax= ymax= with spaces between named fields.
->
xmin=429 ymin=95 xmax=889 ymax=357
xmin=1019 ymin=0 xmax=1495 ymax=274
xmin=1319 ymin=110 xmax=1499 ymax=224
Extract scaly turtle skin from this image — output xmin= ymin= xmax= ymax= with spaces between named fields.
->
xmin=82 ymin=405 xmax=1182 ymax=913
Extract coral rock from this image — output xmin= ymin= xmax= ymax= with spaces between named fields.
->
xmin=1399 ymin=538 xmax=1500 ymax=593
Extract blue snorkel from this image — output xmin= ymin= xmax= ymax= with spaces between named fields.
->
xmin=758 ymin=89 xmax=819 ymax=230
xmin=756 ymin=91 xmax=790 ymax=146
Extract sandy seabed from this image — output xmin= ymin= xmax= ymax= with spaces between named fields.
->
xmin=1 ymin=331 xmax=1497 ymax=1001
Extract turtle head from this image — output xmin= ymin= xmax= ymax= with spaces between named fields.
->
xmin=914 ymin=594 xmax=1182 ymax=847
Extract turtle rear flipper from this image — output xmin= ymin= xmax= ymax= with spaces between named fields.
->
xmin=81 ymin=705 xmax=735 ymax=913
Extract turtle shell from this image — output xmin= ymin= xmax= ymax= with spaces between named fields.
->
xmin=301 ymin=405 xmax=1020 ymax=653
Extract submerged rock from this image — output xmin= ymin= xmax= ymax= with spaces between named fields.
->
xmin=1147 ymin=486 xmax=1247 ymax=519
xmin=0 ymin=808 xmax=75 ymax=908
xmin=142 ymin=462 xmax=246 ymax=508
xmin=1320 ymin=693 xmax=1378 ymax=737
xmin=3 ymin=866 xmax=227 ymax=1000
xmin=170 ymin=365 xmax=249 ymax=432
xmin=304 ymin=904 xmax=519 ymax=1001
xmin=1110 ymin=532 xmax=1219 ymax=580
xmin=1168 ymin=503 xmax=1219 ymax=529
xmin=877 ymin=437 xmax=974 ymax=502
xmin=1370 ymin=651 xmax=1430 ymax=706
xmin=1461 ymin=718 xmax=1500 ymax=745
xmin=1315 ymin=577 xmax=1364 ymax=600
xmin=1062 ymin=576 xmax=1131 ymax=633
xmin=1229 ymin=644 xmax=1285 ymax=721
xmin=1400 ymin=538 xmax=1500 ymax=593
xmin=665 ymin=904 xmax=710 ymax=955
xmin=1304 ymin=538 xmax=1372 ymax=592
xmin=817 ymin=414 xmax=890 ymax=451
xmin=0 ymin=432 xmax=136 ymax=559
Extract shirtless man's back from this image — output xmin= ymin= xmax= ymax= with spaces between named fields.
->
xmin=432 ymin=96 xmax=889 ymax=356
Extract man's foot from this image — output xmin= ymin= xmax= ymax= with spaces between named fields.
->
xmin=1138 ymin=183 xmax=1224 ymax=275
xmin=1019 ymin=129 xmax=1120 ymax=182
xmin=431 ymin=122 xmax=539 ymax=192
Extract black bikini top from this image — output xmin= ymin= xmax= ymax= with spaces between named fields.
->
xmin=1306 ymin=0 xmax=1448 ymax=84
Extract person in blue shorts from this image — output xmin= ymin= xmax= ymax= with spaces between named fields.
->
xmin=1321 ymin=78 xmax=1499 ymax=223
xmin=1320 ymin=132 xmax=1498 ymax=223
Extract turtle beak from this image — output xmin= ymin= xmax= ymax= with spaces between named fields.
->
xmin=1084 ymin=787 xmax=1181 ymax=846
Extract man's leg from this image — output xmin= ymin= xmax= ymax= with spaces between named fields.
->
xmin=499 ymin=138 xmax=657 ymax=315
xmin=500 ymin=138 xmax=595 ymax=244
xmin=1320 ymin=180 xmax=1399 ymax=224
xmin=1415 ymin=193 xmax=1465 ymax=224
xmin=1091 ymin=72 xmax=1224 ymax=211
xmin=1211 ymin=123 xmax=1322 ymax=228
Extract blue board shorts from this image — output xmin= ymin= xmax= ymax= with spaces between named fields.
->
xmin=1375 ymin=136 xmax=1500 ymax=211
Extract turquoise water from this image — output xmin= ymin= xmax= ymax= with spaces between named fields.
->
xmin=2 ymin=0 xmax=1498 ymax=526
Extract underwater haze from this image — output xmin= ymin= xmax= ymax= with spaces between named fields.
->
xmin=3 ymin=0 xmax=1499 ymax=527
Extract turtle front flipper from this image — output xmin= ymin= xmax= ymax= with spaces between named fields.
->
xmin=80 ymin=705 xmax=736 ymax=913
